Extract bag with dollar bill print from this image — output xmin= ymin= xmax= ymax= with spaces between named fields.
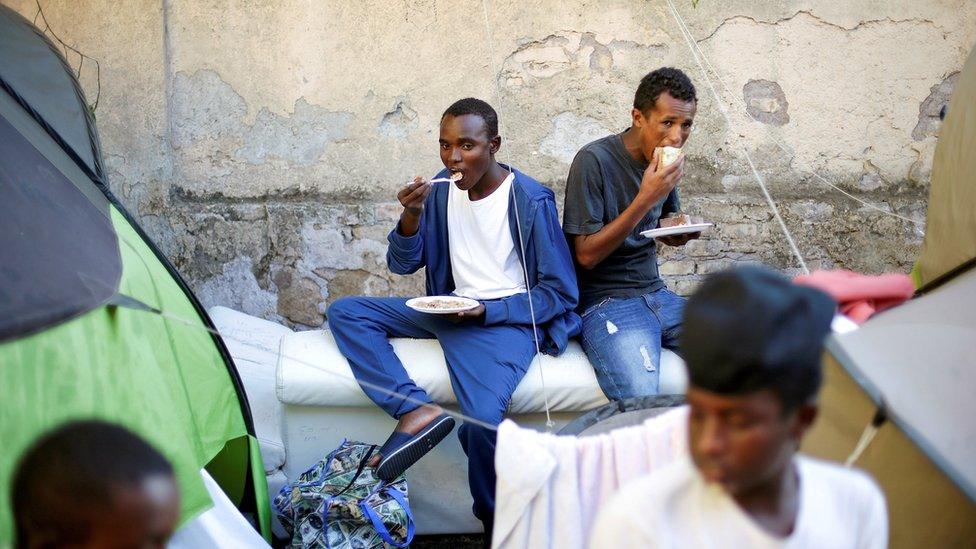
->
xmin=273 ymin=440 xmax=414 ymax=548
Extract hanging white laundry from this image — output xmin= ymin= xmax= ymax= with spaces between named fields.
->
xmin=492 ymin=406 xmax=689 ymax=549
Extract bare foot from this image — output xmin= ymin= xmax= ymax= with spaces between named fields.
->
xmin=369 ymin=404 xmax=445 ymax=467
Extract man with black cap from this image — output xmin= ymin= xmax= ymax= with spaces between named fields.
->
xmin=590 ymin=266 xmax=888 ymax=548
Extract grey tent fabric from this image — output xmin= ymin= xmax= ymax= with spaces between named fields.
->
xmin=0 ymin=5 xmax=121 ymax=342
xmin=827 ymin=267 xmax=976 ymax=502
xmin=804 ymin=45 xmax=976 ymax=548
xmin=0 ymin=5 xmax=103 ymax=183
xmin=0 ymin=103 xmax=121 ymax=342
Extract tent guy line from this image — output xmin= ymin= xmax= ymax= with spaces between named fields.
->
xmin=151 ymin=305 xmax=505 ymax=433
xmin=665 ymin=0 xmax=810 ymax=274
xmin=664 ymin=0 xmax=925 ymax=232
xmin=41 ymin=199 xmax=505 ymax=434
xmin=138 ymin=292 xmax=886 ymax=472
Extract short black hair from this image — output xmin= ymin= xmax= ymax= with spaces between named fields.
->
xmin=634 ymin=67 xmax=697 ymax=113
xmin=681 ymin=266 xmax=836 ymax=412
xmin=442 ymin=97 xmax=499 ymax=137
xmin=12 ymin=420 xmax=175 ymax=546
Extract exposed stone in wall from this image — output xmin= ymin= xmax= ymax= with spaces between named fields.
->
xmin=197 ymin=257 xmax=280 ymax=321
xmin=658 ymin=189 xmax=927 ymax=296
xmin=273 ymin=269 xmax=325 ymax=327
xmin=913 ymin=72 xmax=959 ymax=141
xmin=742 ymin=79 xmax=790 ymax=126
xmin=161 ymin=198 xmax=426 ymax=328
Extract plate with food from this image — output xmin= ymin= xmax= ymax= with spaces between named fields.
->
xmin=640 ymin=213 xmax=713 ymax=239
xmin=406 ymin=296 xmax=481 ymax=314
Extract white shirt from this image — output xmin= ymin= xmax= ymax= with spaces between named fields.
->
xmin=589 ymin=455 xmax=888 ymax=549
xmin=447 ymin=173 xmax=527 ymax=300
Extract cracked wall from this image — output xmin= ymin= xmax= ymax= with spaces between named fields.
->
xmin=4 ymin=0 xmax=974 ymax=327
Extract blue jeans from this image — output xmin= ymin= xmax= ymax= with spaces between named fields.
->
xmin=579 ymin=288 xmax=685 ymax=400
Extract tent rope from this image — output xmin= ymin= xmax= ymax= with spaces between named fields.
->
xmin=151 ymin=305 xmax=505 ymax=433
xmin=845 ymin=405 xmax=887 ymax=466
xmin=509 ymin=167 xmax=557 ymax=431
xmin=664 ymin=0 xmax=924 ymax=232
xmin=665 ymin=0 xmax=809 ymax=274
xmin=844 ymin=422 xmax=879 ymax=467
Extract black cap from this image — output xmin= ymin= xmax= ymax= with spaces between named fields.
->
xmin=681 ymin=265 xmax=837 ymax=407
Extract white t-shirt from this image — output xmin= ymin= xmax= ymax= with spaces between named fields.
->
xmin=447 ymin=172 xmax=527 ymax=300
xmin=589 ymin=455 xmax=888 ymax=549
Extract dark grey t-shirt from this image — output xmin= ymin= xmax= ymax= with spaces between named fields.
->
xmin=562 ymin=132 xmax=680 ymax=309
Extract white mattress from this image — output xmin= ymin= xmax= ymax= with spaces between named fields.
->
xmin=208 ymin=306 xmax=291 ymax=471
xmin=276 ymin=329 xmax=686 ymax=413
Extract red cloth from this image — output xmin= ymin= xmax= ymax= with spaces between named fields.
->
xmin=793 ymin=270 xmax=915 ymax=324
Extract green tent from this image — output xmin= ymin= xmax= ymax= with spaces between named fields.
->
xmin=0 ymin=5 xmax=270 ymax=543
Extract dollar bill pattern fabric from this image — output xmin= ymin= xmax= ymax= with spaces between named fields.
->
xmin=273 ymin=440 xmax=411 ymax=548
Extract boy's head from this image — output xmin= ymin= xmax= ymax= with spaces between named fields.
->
xmin=439 ymin=98 xmax=501 ymax=191
xmin=12 ymin=420 xmax=180 ymax=549
xmin=631 ymin=67 xmax=697 ymax=163
xmin=680 ymin=266 xmax=835 ymax=497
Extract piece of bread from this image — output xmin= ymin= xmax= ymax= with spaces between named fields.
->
xmin=660 ymin=146 xmax=681 ymax=168
xmin=659 ymin=213 xmax=692 ymax=228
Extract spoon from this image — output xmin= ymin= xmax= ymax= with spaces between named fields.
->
xmin=405 ymin=172 xmax=463 ymax=186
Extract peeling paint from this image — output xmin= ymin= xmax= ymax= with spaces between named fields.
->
xmin=539 ymin=112 xmax=612 ymax=164
xmin=500 ymin=31 xmax=665 ymax=87
xmin=379 ymin=101 xmax=419 ymax=140
xmin=171 ymin=69 xmax=353 ymax=166
xmin=171 ymin=69 xmax=247 ymax=145
xmin=913 ymin=72 xmax=959 ymax=141
xmin=235 ymin=99 xmax=353 ymax=166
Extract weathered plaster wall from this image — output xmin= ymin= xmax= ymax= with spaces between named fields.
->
xmin=5 ymin=0 xmax=974 ymax=326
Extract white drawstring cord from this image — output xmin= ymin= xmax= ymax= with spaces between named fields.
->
xmin=478 ymin=0 xmax=554 ymax=431
xmin=508 ymin=167 xmax=556 ymax=431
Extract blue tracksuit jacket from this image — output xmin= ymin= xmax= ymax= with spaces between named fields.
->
xmin=386 ymin=165 xmax=582 ymax=355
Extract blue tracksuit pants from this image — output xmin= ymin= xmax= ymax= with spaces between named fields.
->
xmin=327 ymin=296 xmax=536 ymax=523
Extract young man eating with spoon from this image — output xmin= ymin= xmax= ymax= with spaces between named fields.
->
xmin=327 ymin=98 xmax=580 ymax=535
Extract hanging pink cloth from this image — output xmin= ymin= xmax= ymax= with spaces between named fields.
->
xmin=793 ymin=270 xmax=915 ymax=323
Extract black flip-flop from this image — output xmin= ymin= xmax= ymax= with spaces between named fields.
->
xmin=375 ymin=413 xmax=456 ymax=481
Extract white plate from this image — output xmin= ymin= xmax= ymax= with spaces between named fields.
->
xmin=640 ymin=222 xmax=713 ymax=239
xmin=406 ymin=296 xmax=480 ymax=314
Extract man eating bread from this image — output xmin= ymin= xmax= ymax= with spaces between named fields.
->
xmin=562 ymin=67 xmax=700 ymax=401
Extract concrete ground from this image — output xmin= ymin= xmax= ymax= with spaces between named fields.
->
xmin=413 ymin=533 xmax=485 ymax=548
